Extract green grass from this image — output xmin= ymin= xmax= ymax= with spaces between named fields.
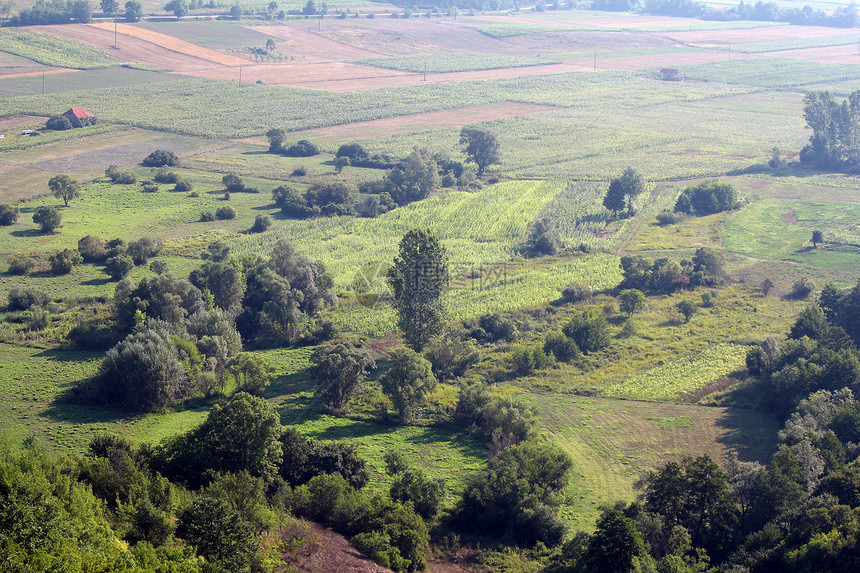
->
xmin=0 ymin=68 xmax=182 ymax=98
xmin=0 ymin=28 xmax=127 ymax=70
xmin=679 ymin=58 xmax=860 ymax=88
xmin=132 ymin=20 xmax=282 ymax=51
xmin=0 ymin=123 xmax=126 ymax=152
xmin=531 ymin=393 xmax=779 ymax=531
xmin=357 ymin=52 xmax=566 ymax=73
xmin=722 ymin=197 xmax=860 ymax=270
xmin=732 ymin=33 xmax=860 ymax=53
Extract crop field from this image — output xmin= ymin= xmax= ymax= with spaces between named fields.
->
xmin=0 ymin=28 xmax=126 ymax=70
xmin=133 ymin=20 xmax=282 ymax=51
xmin=0 ymin=67 xmax=180 ymax=98
xmin=732 ymin=33 xmax=860 ymax=53
xmin=357 ymin=52 xmax=568 ymax=73
xmin=681 ymin=57 xmax=860 ymax=87
xmin=526 ymin=286 xmax=802 ymax=397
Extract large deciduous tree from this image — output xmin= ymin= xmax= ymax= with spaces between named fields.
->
xmin=387 ymin=229 xmax=449 ymax=351
xmin=381 ymin=347 xmax=437 ymax=423
xmin=48 ymin=173 xmax=81 ymax=207
xmin=32 ymin=205 xmax=61 ymax=233
xmin=460 ymin=126 xmax=500 ymax=176
xmin=608 ymin=166 xmax=644 ymax=218
xmin=311 ymin=342 xmax=376 ymax=410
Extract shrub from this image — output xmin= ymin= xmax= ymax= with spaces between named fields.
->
xmin=292 ymin=166 xmax=307 ymax=176
xmin=127 ymin=237 xmax=159 ymax=265
xmin=6 ymin=253 xmax=36 ymax=275
xmin=142 ymin=149 xmax=178 ymax=167
xmin=656 ymin=210 xmax=681 ymax=226
xmin=46 ymin=115 xmax=73 ymax=130
xmin=222 ymin=173 xmax=246 ymax=193
xmin=7 ymin=286 xmax=50 ymax=311
xmin=105 ymin=255 xmax=134 ymax=280
xmin=140 ymin=181 xmax=159 ymax=193
xmin=49 ymin=248 xmax=82 ymax=275
xmin=674 ymin=180 xmax=738 ymax=215
xmin=0 ymin=203 xmax=20 ymax=225
xmin=215 ymin=206 xmax=237 ymax=220
xmin=511 ymin=344 xmax=552 ymax=375
xmin=151 ymin=167 xmax=179 ymax=183
xmin=283 ymin=139 xmax=319 ymax=157
xmin=173 ymin=178 xmax=193 ymax=193
xmin=200 ymin=211 xmax=215 ymax=222
xmin=561 ymin=281 xmax=591 ymax=303
xmin=33 ymin=206 xmax=61 ymax=233
xmin=544 ymin=331 xmax=580 ymax=362
xmin=563 ymin=309 xmax=610 ymax=353
xmin=250 ymin=214 xmax=270 ymax=233
xmin=105 ymin=165 xmax=137 ymax=184
xmin=791 ymin=278 xmax=815 ymax=299
xmin=761 ymin=278 xmax=775 ymax=296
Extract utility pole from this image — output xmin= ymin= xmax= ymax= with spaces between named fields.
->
xmin=238 ymin=65 xmax=242 ymax=87
xmin=114 ymin=19 xmax=117 ymax=49
xmin=318 ymin=14 xmax=322 ymax=31
xmin=42 ymin=73 xmax=45 ymax=95
xmin=593 ymin=50 xmax=596 ymax=70
xmin=423 ymin=58 xmax=427 ymax=81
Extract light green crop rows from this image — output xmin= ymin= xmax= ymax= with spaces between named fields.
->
xmin=0 ymin=29 xmax=126 ymax=70
xmin=605 ymin=343 xmax=748 ymax=401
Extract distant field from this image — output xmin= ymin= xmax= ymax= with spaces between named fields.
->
xmin=0 ymin=28 xmax=126 ymax=69
xmin=732 ymin=33 xmax=860 ymax=53
xmin=0 ymin=67 xmax=180 ymax=98
xmin=357 ymin=52 xmax=567 ymax=73
xmin=680 ymin=57 xmax=860 ymax=87
xmin=132 ymin=20 xmax=281 ymax=51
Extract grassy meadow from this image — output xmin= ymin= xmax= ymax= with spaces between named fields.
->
xmin=2 ymin=11 xmax=860 ymax=541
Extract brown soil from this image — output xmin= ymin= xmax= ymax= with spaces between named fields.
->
xmin=88 ymin=22 xmax=247 ymax=66
xmin=0 ymin=68 xmax=78 ymax=79
xmin=27 ymin=24 xmax=243 ymax=72
xmin=566 ymin=48 xmax=754 ymax=70
xmin=782 ymin=209 xmax=799 ymax=224
xmin=244 ymin=24 xmax=386 ymax=62
xmin=663 ymin=24 xmax=850 ymax=46
xmin=238 ymin=102 xmax=557 ymax=144
xmin=771 ymin=44 xmax=860 ymax=65
xmin=183 ymin=60 xmax=590 ymax=92
xmin=0 ymin=115 xmax=48 ymax=132
xmin=296 ymin=524 xmax=477 ymax=573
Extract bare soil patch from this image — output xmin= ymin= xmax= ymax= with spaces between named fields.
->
xmin=259 ymin=102 xmax=558 ymax=144
xmin=566 ymin=48 xmax=753 ymax=70
xmin=28 ymin=24 xmax=239 ymax=72
xmin=663 ymin=24 xmax=849 ymax=46
xmin=782 ymin=209 xmax=799 ymax=224
xmin=88 ymin=23 xmax=247 ymax=66
xmin=244 ymin=24 xmax=385 ymax=61
xmin=0 ymin=115 xmax=47 ymax=132
xmin=183 ymin=60 xmax=589 ymax=92
xmin=297 ymin=523 xmax=394 ymax=573
xmin=773 ymin=44 xmax=860 ymax=65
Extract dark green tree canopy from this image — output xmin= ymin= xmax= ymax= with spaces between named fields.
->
xmin=380 ymin=347 xmax=437 ymax=423
xmin=460 ymin=126 xmax=501 ymax=176
xmin=32 ymin=205 xmax=61 ymax=233
xmin=388 ymin=228 xmax=449 ymax=350
xmin=48 ymin=173 xmax=81 ymax=207
xmin=312 ymin=341 xmax=376 ymax=410
xmin=674 ymin=180 xmax=737 ymax=215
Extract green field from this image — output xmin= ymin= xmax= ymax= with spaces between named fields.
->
xmin=2 ymin=14 xmax=860 ymax=562
xmin=0 ymin=28 xmax=127 ymax=70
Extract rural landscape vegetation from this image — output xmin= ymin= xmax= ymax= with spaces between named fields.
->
xmin=2 ymin=0 xmax=860 ymax=571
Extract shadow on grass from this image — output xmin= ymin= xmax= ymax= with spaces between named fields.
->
xmin=713 ymin=407 xmax=779 ymax=463
xmin=241 ymin=150 xmax=269 ymax=156
xmin=81 ymin=276 xmax=112 ymax=286
xmin=41 ymin=401 xmax=135 ymax=425
xmin=302 ymin=417 xmax=399 ymax=441
xmin=34 ymin=347 xmax=102 ymax=363
xmin=10 ymin=228 xmax=43 ymax=238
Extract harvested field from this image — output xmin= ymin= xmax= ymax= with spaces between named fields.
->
xmin=184 ymin=60 xmax=590 ymax=92
xmin=88 ymin=23 xmax=248 ymax=66
xmin=566 ymin=48 xmax=752 ymax=70
xmin=244 ymin=24 xmax=385 ymax=61
xmin=28 ymin=24 xmax=241 ymax=72
xmin=0 ymin=114 xmax=46 ymax=132
xmin=663 ymin=24 xmax=850 ymax=46
xmin=273 ymin=102 xmax=560 ymax=144
xmin=771 ymin=44 xmax=860 ymax=65
xmin=0 ymin=51 xmax=52 ymax=75
xmin=0 ymin=68 xmax=77 ymax=80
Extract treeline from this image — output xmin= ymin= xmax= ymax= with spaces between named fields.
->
xmin=801 ymin=90 xmax=860 ymax=171
xmin=7 ymin=0 xmax=92 ymax=25
xmin=604 ymin=0 xmax=859 ymax=28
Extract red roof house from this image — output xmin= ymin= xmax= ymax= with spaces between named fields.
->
xmin=659 ymin=68 xmax=684 ymax=81
xmin=62 ymin=107 xmax=97 ymax=128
